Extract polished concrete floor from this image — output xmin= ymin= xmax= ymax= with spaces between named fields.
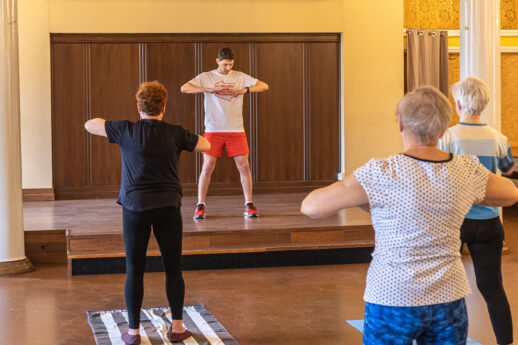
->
xmin=2 ymin=209 xmax=518 ymax=345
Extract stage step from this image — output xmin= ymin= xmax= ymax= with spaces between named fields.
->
xmin=67 ymin=225 xmax=374 ymax=275
xmin=23 ymin=194 xmax=375 ymax=275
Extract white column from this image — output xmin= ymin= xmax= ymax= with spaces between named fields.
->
xmin=459 ymin=0 xmax=501 ymax=129
xmin=0 ymin=0 xmax=31 ymax=275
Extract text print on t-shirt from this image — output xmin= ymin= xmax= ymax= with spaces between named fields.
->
xmin=214 ymin=81 xmax=237 ymax=102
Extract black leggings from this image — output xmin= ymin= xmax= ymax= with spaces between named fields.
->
xmin=123 ymin=206 xmax=185 ymax=329
xmin=461 ymin=217 xmax=513 ymax=345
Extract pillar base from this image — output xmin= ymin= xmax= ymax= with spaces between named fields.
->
xmin=0 ymin=257 xmax=33 ymax=276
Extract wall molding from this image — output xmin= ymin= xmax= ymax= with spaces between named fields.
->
xmin=404 ymin=29 xmax=518 ymax=54
xmin=22 ymin=188 xmax=55 ymax=201
xmin=404 ymin=29 xmax=518 ymax=37
xmin=50 ymin=33 xmax=341 ymax=44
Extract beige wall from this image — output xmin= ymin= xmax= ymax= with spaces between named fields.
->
xmin=18 ymin=0 xmax=403 ymax=188
xmin=19 ymin=0 xmax=52 ymax=188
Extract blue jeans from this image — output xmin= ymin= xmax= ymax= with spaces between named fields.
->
xmin=363 ymin=299 xmax=468 ymax=345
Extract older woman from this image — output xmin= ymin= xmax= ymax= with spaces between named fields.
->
xmin=439 ymin=77 xmax=515 ymax=345
xmin=301 ymin=86 xmax=518 ymax=345
xmin=85 ymin=81 xmax=210 ymax=345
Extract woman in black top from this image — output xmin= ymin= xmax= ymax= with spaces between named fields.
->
xmin=85 ymin=81 xmax=210 ymax=344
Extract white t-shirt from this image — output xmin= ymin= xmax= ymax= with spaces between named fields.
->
xmin=353 ymin=153 xmax=488 ymax=306
xmin=190 ymin=70 xmax=257 ymax=132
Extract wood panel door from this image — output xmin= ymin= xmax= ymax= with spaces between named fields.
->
xmin=89 ymin=44 xmax=140 ymax=186
xmin=308 ymin=43 xmax=340 ymax=181
xmin=51 ymin=34 xmax=341 ymax=199
xmin=146 ymin=43 xmax=198 ymax=184
xmin=51 ymin=44 xmax=88 ymax=189
xmin=256 ymin=43 xmax=304 ymax=182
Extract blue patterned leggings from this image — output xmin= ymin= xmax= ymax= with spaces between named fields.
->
xmin=363 ymin=299 xmax=468 ymax=345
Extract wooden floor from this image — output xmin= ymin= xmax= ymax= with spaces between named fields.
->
xmin=3 ymin=207 xmax=518 ymax=345
xmin=23 ymin=194 xmax=373 ymax=265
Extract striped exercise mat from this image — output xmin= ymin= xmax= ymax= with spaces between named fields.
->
xmin=87 ymin=305 xmax=239 ymax=345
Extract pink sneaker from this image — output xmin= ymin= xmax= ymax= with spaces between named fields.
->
xmin=169 ymin=330 xmax=193 ymax=342
xmin=121 ymin=332 xmax=141 ymax=345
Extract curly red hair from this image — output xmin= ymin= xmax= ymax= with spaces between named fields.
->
xmin=135 ymin=81 xmax=168 ymax=116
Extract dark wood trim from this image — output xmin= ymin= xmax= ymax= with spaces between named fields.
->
xmin=54 ymin=180 xmax=335 ymax=200
xmin=250 ymin=42 xmax=258 ymax=182
xmin=51 ymin=33 xmax=341 ymax=44
xmin=85 ymin=44 xmax=93 ymax=186
xmin=25 ymin=229 xmax=67 ymax=264
xmin=195 ymin=42 xmax=203 ymax=183
xmin=303 ymin=42 xmax=311 ymax=181
xmin=22 ymin=188 xmax=56 ymax=201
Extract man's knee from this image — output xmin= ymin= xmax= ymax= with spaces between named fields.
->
xmin=235 ymin=157 xmax=250 ymax=173
xmin=201 ymin=158 xmax=217 ymax=175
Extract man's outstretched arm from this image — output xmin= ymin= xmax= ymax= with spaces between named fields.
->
xmin=250 ymin=80 xmax=269 ymax=93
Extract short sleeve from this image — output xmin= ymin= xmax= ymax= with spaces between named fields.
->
xmin=353 ymin=158 xmax=384 ymax=207
xmin=189 ymin=73 xmax=206 ymax=88
xmin=174 ymin=126 xmax=199 ymax=152
xmin=498 ymin=142 xmax=514 ymax=173
xmin=466 ymin=155 xmax=490 ymax=204
xmin=105 ymin=120 xmax=129 ymax=144
xmin=242 ymin=73 xmax=258 ymax=88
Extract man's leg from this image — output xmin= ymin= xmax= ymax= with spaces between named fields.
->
xmin=234 ymin=154 xmax=252 ymax=202
xmin=198 ymin=154 xmax=218 ymax=204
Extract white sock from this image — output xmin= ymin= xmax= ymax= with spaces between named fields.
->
xmin=197 ymin=202 xmax=205 ymax=206
xmin=245 ymin=201 xmax=253 ymax=205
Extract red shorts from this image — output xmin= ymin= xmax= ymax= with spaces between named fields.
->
xmin=203 ymin=132 xmax=249 ymax=157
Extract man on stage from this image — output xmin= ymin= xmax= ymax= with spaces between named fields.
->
xmin=181 ymin=47 xmax=269 ymax=219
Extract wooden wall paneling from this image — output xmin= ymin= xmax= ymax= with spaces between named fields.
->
xmin=89 ymin=43 xmax=140 ymax=186
xmin=200 ymin=43 xmax=251 ymax=185
xmin=51 ymin=43 xmax=88 ymax=188
xmin=146 ymin=43 xmax=198 ymax=184
xmin=256 ymin=43 xmax=304 ymax=182
xmin=51 ymin=34 xmax=341 ymax=199
xmin=308 ymin=43 xmax=340 ymax=181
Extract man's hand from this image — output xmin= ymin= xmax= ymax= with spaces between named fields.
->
xmin=225 ymin=88 xmax=247 ymax=95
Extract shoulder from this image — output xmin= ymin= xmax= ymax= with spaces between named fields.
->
xmin=195 ymin=71 xmax=213 ymax=79
xmin=233 ymin=71 xmax=252 ymax=78
xmin=442 ymin=125 xmax=460 ymax=137
xmin=106 ymin=120 xmax=131 ymax=129
xmin=161 ymin=121 xmax=184 ymax=131
xmin=487 ymin=125 xmax=509 ymax=142
xmin=355 ymin=155 xmax=397 ymax=176
xmin=453 ymin=154 xmax=481 ymax=168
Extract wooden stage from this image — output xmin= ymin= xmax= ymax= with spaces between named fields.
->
xmin=23 ymin=193 xmax=374 ymax=275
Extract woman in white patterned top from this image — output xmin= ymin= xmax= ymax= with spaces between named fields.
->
xmin=301 ymin=86 xmax=518 ymax=345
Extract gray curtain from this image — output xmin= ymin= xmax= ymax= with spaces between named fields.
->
xmin=406 ymin=29 xmax=449 ymax=96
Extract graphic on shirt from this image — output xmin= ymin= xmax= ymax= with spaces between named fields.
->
xmin=214 ymin=81 xmax=238 ymax=102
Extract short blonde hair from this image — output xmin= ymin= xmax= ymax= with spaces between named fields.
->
xmin=451 ymin=77 xmax=490 ymax=115
xmin=397 ymin=86 xmax=452 ymax=144
xmin=135 ymin=81 xmax=168 ymax=116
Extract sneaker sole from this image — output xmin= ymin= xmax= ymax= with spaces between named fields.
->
xmin=244 ymin=212 xmax=259 ymax=218
xmin=193 ymin=215 xmax=206 ymax=220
